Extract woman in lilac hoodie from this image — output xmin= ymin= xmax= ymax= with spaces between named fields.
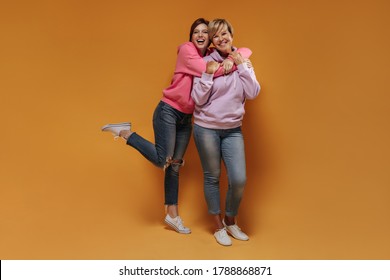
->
xmin=191 ymin=19 xmax=260 ymax=246
xmin=102 ymin=18 xmax=251 ymax=235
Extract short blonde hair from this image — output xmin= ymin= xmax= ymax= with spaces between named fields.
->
xmin=208 ymin=18 xmax=234 ymax=40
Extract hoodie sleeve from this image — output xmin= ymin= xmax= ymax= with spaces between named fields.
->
xmin=175 ymin=43 xmax=208 ymax=77
xmin=220 ymin=47 xmax=252 ymax=71
xmin=237 ymin=63 xmax=261 ymax=100
xmin=174 ymin=42 xmax=235 ymax=78
xmin=236 ymin=47 xmax=252 ymax=59
xmin=191 ymin=72 xmax=214 ymax=106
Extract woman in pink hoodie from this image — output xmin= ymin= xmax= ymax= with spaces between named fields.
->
xmin=102 ymin=18 xmax=251 ymax=234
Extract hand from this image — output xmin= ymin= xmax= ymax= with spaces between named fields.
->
xmin=228 ymin=51 xmax=245 ymax=65
xmin=205 ymin=61 xmax=220 ymax=74
xmin=245 ymin=59 xmax=254 ymax=69
xmin=221 ymin=59 xmax=234 ymax=74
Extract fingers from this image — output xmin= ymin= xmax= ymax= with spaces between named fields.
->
xmin=228 ymin=52 xmax=244 ymax=65
xmin=206 ymin=61 xmax=220 ymax=74
xmin=221 ymin=59 xmax=234 ymax=74
xmin=245 ymin=59 xmax=253 ymax=69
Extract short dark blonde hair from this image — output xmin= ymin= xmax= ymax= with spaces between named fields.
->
xmin=208 ymin=18 xmax=234 ymax=40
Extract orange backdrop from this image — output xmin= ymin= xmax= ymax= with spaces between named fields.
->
xmin=1 ymin=0 xmax=389 ymax=259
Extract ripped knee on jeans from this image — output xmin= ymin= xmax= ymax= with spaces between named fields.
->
xmin=163 ymin=157 xmax=185 ymax=171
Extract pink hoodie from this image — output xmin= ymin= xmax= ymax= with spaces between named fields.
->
xmin=161 ymin=42 xmax=251 ymax=114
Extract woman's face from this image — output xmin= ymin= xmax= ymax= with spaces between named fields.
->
xmin=212 ymin=25 xmax=233 ymax=55
xmin=191 ymin=23 xmax=209 ymax=54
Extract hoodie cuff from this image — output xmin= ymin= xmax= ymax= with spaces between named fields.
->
xmin=202 ymin=72 xmax=214 ymax=81
xmin=237 ymin=63 xmax=248 ymax=72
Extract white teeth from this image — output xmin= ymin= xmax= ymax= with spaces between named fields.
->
xmin=219 ymin=41 xmax=228 ymax=46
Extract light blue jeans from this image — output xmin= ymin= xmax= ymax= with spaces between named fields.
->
xmin=127 ymin=101 xmax=192 ymax=205
xmin=193 ymin=124 xmax=247 ymax=217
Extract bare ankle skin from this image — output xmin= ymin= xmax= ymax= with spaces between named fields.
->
xmin=224 ymin=215 xmax=235 ymax=226
xmin=213 ymin=214 xmax=224 ymax=231
xmin=119 ymin=130 xmax=132 ymax=140
xmin=167 ymin=205 xmax=178 ymax=218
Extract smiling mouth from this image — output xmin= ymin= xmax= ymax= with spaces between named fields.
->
xmin=197 ymin=39 xmax=205 ymax=44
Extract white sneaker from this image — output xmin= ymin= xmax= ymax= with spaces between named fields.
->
xmin=101 ymin=122 xmax=131 ymax=139
xmin=164 ymin=214 xmax=191 ymax=234
xmin=214 ymin=228 xmax=232 ymax=246
xmin=223 ymin=220 xmax=249 ymax=241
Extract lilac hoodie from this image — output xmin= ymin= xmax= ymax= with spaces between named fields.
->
xmin=191 ymin=48 xmax=260 ymax=129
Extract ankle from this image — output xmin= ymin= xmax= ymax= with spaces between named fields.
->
xmin=119 ymin=130 xmax=132 ymax=140
xmin=215 ymin=227 xmax=224 ymax=232
xmin=224 ymin=216 xmax=235 ymax=226
xmin=166 ymin=205 xmax=178 ymax=218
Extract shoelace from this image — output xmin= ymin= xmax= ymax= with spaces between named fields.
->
xmin=216 ymin=228 xmax=228 ymax=238
xmin=229 ymin=224 xmax=242 ymax=231
xmin=113 ymin=135 xmax=127 ymax=141
xmin=176 ymin=217 xmax=187 ymax=230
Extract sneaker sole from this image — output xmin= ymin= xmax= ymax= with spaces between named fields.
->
xmin=215 ymin=239 xmax=232 ymax=246
xmin=226 ymin=229 xmax=249 ymax=241
xmin=164 ymin=219 xmax=191 ymax=234
xmin=101 ymin=122 xmax=131 ymax=131
xmin=222 ymin=221 xmax=249 ymax=241
xmin=214 ymin=235 xmax=232 ymax=246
